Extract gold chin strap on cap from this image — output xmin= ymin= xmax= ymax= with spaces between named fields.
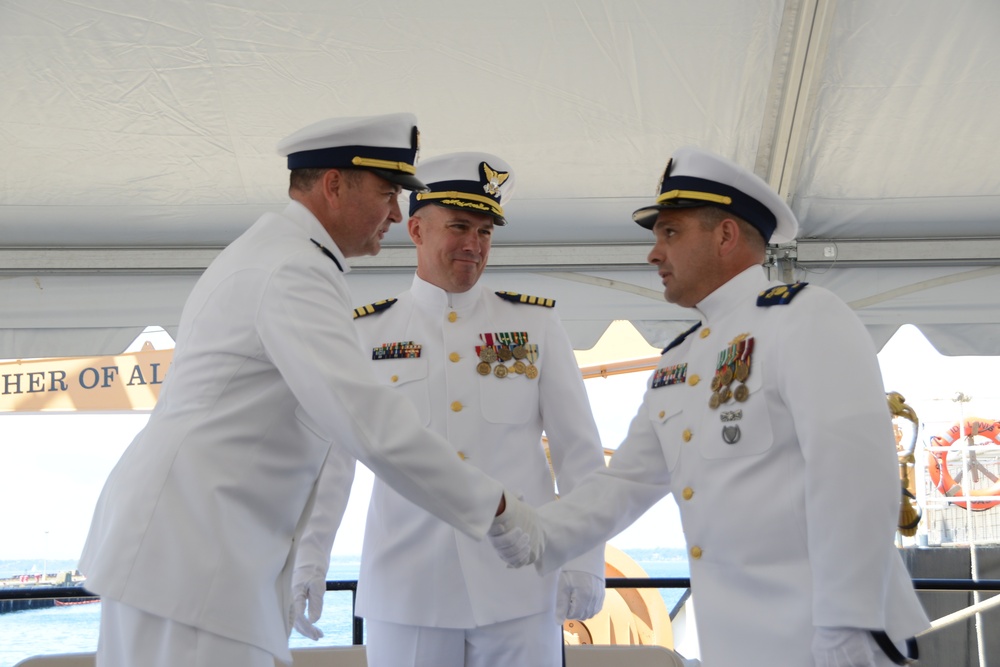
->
xmin=351 ymin=156 xmax=416 ymax=174
xmin=656 ymin=189 xmax=733 ymax=206
xmin=416 ymin=190 xmax=503 ymax=216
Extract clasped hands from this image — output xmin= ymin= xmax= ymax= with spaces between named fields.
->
xmin=292 ymin=492 xmax=545 ymax=640
xmin=488 ymin=492 xmax=544 ymax=568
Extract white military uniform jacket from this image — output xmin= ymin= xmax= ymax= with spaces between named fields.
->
xmin=78 ymin=202 xmax=503 ymax=663
xmin=346 ymin=275 xmax=606 ymax=627
xmin=534 ymin=266 xmax=930 ymax=667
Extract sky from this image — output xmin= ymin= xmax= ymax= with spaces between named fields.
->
xmin=2 ymin=323 xmax=999 ymax=563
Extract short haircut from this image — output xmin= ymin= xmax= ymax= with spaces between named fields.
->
xmin=696 ymin=206 xmax=767 ymax=255
xmin=289 ymin=167 xmax=365 ymax=194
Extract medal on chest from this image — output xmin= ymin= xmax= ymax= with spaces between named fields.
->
xmin=476 ymin=332 xmax=538 ymax=380
xmin=709 ymin=334 xmax=753 ymax=409
xmin=709 ymin=333 xmax=755 ymax=444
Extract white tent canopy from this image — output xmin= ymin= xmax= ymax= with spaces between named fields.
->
xmin=2 ymin=0 xmax=999 ymax=359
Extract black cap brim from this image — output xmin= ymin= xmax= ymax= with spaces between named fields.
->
xmin=368 ymin=168 xmax=428 ymax=192
xmin=632 ymin=201 xmax=707 ymax=229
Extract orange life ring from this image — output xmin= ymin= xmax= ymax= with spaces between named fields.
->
xmin=927 ymin=417 xmax=1000 ymax=511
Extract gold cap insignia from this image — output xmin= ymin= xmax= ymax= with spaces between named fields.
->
xmin=481 ymin=161 xmax=510 ymax=196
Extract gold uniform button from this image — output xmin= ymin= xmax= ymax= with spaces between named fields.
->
xmin=682 ymin=487 xmax=694 ymax=501
xmin=658 ymin=410 xmax=666 ymax=419
xmin=449 ymin=352 xmax=461 ymax=363
xmin=457 ymin=451 xmax=467 ymax=460
xmin=683 ymin=429 xmax=692 ymax=442
xmin=390 ymin=375 xmax=399 ymax=383
xmin=448 ymin=311 xmax=458 ymax=323
xmin=690 ymin=546 xmax=703 ymax=559
xmin=688 ymin=374 xmax=700 ymax=386
xmin=450 ymin=401 xmax=463 ymax=412
xmin=699 ymin=327 xmax=711 ymax=339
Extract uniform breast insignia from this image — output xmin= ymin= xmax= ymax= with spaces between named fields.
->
xmin=494 ymin=291 xmax=555 ymax=308
xmin=661 ymin=322 xmax=701 ymax=355
xmin=477 ymin=332 xmax=538 ymax=379
xmin=372 ymin=341 xmax=421 ymax=360
xmin=652 ymin=363 xmax=687 ymax=389
xmin=353 ymin=298 xmax=398 ymax=319
xmin=709 ymin=335 xmax=754 ymax=409
xmin=757 ymin=282 xmax=808 ymax=306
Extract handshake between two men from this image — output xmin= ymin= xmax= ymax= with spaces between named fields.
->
xmin=488 ymin=493 xmax=545 ymax=568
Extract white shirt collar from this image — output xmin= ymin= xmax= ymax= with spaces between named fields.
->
xmin=410 ymin=273 xmax=483 ymax=311
xmin=282 ymin=200 xmax=351 ymax=274
xmin=695 ymin=265 xmax=770 ymax=323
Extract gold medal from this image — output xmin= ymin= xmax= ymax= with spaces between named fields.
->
xmin=512 ymin=345 xmax=527 ymax=360
xmin=497 ymin=346 xmax=513 ymax=362
xmin=734 ymin=384 xmax=749 ymax=402
xmin=710 ymin=375 xmax=722 ymax=392
xmin=494 ymin=364 xmax=508 ymax=378
xmin=734 ymin=360 xmax=749 ymax=383
xmin=477 ymin=361 xmax=492 ymax=376
xmin=721 ymin=366 xmax=734 ymax=387
xmin=525 ymin=364 xmax=538 ymax=379
xmin=513 ymin=360 xmax=526 ymax=374
xmin=721 ymin=387 xmax=732 ymax=403
xmin=479 ymin=347 xmax=497 ymax=363
xmin=709 ymin=392 xmax=720 ymax=409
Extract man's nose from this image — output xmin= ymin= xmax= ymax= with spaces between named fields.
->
xmin=387 ymin=196 xmax=403 ymax=223
xmin=460 ymin=229 xmax=482 ymax=250
xmin=647 ymin=244 xmax=660 ymax=265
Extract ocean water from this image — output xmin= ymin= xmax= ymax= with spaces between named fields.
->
xmin=0 ymin=551 xmax=689 ymax=667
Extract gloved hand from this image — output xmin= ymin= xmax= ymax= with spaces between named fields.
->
xmin=488 ymin=493 xmax=543 ymax=568
xmin=291 ymin=564 xmax=327 ymax=640
xmin=812 ymin=627 xmax=882 ymax=667
xmin=556 ymin=570 xmax=606 ymax=621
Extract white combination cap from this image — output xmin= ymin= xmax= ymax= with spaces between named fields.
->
xmin=410 ymin=152 xmax=515 ymax=225
xmin=276 ymin=112 xmax=426 ymax=191
xmin=632 ymin=146 xmax=798 ymax=244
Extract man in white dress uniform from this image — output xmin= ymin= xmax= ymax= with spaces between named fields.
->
xmin=291 ymin=152 xmax=607 ymax=667
xmin=78 ymin=115 xmax=538 ymax=667
xmin=490 ymin=147 xmax=931 ymax=667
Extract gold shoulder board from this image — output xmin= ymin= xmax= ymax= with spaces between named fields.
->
xmin=494 ymin=291 xmax=555 ymax=308
xmin=353 ymin=298 xmax=398 ymax=319
xmin=756 ymin=282 xmax=809 ymax=307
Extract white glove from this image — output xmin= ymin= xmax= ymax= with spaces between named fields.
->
xmin=291 ymin=564 xmax=327 ymax=641
xmin=488 ymin=493 xmax=543 ymax=568
xmin=812 ymin=627 xmax=882 ymax=667
xmin=556 ymin=570 xmax=606 ymax=621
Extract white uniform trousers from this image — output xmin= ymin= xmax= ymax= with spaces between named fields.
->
xmin=97 ymin=599 xmax=276 ymax=667
xmin=365 ymin=610 xmax=562 ymax=667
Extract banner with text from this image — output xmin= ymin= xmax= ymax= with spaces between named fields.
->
xmin=0 ymin=346 xmax=172 ymax=412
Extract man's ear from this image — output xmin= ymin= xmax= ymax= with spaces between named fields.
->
xmin=717 ymin=217 xmax=741 ymax=256
xmin=408 ymin=215 xmax=423 ymax=246
xmin=322 ymin=168 xmax=343 ymax=204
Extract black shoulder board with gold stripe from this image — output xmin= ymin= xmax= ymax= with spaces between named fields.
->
xmin=757 ymin=282 xmax=809 ymax=307
xmin=661 ymin=322 xmax=701 ymax=355
xmin=353 ymin=298 xmax=397 ymax=319
xmin=494 ymin=291 xmax=555 ymax=307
